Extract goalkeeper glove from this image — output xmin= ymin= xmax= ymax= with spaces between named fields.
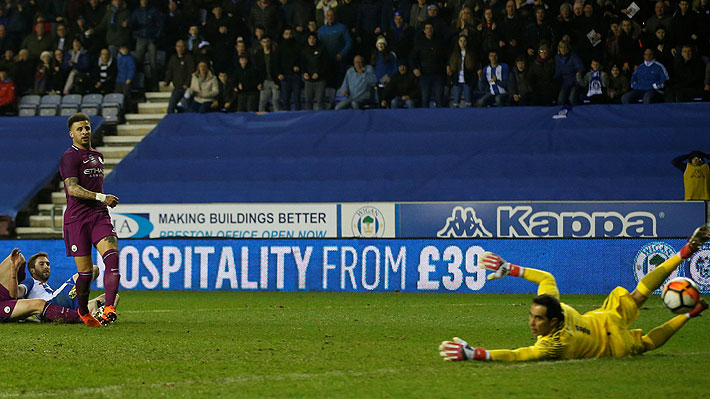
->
xmin=480 ymin=251 xmax=523 ymax=280
xmin=680 ymin=224 xmax=710 ymax=259
xmin=688 ymin=299 xmax=708 ymax=318
xmin=439 ymin=337 xmax=490 ymax=361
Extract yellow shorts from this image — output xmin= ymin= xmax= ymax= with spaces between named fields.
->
xmin=591 ymin=286 xmax=645 ymax=357
xmin=599 ymin=286 xmax=640 ymax=327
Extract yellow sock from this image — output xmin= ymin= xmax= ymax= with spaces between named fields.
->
xmin=636 ymin=254 xmax=683 ymax=296
xmin=641 ymin=315 xmax=688 ymax=352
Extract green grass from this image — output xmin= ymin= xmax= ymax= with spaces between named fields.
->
xmin=2 ymin=291 xmax=709 ymax=398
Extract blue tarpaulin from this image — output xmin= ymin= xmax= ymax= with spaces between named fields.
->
xmin=103 ymin=104 xmax=710 ymax=203
xmin=0 ymin=116 xmax=103 ymax=218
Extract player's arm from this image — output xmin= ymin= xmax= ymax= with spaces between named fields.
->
xmin=439 ymin=338 xmax=550 ymax=362
xmin=479 ymin=252 xmax=559 ymax=298
xmin=63 ymin=177 xmax=119 ymax=207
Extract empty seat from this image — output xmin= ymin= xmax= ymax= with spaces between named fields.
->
xmin=102 ymin=93 xmax=124 ymax=124
xmin=18 ymin=95 xmax=41 ymax=116
xmin=60 ymin=94 xmax=82 ymax=116
xmin=39 ymin=94 xmax=61 ymax=116
xmin=80 ymin=93 xmax=103 ymax=115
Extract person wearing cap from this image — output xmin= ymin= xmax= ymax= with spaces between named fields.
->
xmin=371 ymin=36 xmax=397 ymax=86
xmin=334 ymin=54 xmax=377 ymax=109
xmin=381 ymin=60 xmax=419 ymax=108
xmin=672 ymin=151 xmax=710 ymax=201
xmin=384 ymin=11 xmax=415 ymax=61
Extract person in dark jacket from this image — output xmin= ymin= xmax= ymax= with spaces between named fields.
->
xmin=381 ymin=61 xmax=419 ymax=108
xmin=410 ymin=22 xmax=446 ymax=107
xmin=528 ymin=41 xmax=557 ymax=105
xmin=301 ymin=32 xmax=328 ymax=110
xmin=508 ymin=55 xmax=533 ymax=105
xmin=62 ymin=38 xmax=90 ymax=94
xmin=278 ymin=27 xmax=303 ymax=111
xmin=447 ymin=34 xmax=479 ymax=107
xmin=213 ymin=71 xmax=237 ymax=111
xmin=253 ymin=35 xmax=282 ymax=112
xmin=164 ymin=40 xmax=196 ymax=113
xmin=92 ymin=0 xmax=132 ymax=60
xmin=553 ymin=40 xmax=584 ymax=105
xmin=234 ymin=54 xmax=260 ymax=112
xmin=667 ymin=45 xmax=706 ymax=102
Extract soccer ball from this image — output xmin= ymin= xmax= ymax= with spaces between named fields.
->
xmin=661 ymin=277 xmax=700 ymax=314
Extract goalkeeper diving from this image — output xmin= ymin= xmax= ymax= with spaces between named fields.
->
xmin=439 ymin=224 xmax=710 ymax=362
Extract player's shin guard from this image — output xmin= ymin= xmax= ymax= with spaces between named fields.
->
xmin=41 ymin=303 xmax=82 ymax=323
xmin=641 ymin=314 xmax=687 ymax=352
xmin=76 ymin=271 xmax=93 ymax=314
xmin=102 ymin=249 xmax=120 ymax=307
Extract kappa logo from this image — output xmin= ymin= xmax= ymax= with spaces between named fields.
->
xmin=437 ymin=206 xmax=492 ymax=238
xmin=351 ymin=206 xmax=385 ymax=238
xmin=633 ymin=242 xmax=679 ymax=294
xmin=689 ymin=248 xmax=710 ymax=291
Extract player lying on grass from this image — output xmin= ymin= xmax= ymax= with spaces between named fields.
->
xmin=17 ymin=252 xmax=120 ymax=321
xmin=0 ymin=249 xmax=83 ymax=323
xmin=439 ymin=224 xmax=710 ymax=361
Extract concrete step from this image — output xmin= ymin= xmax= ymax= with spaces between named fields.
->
xmin=158 ymin=82 xmax=173 ymax=93
xmin=38 ymin=203 xmax=65 ymax=215
xmin=125 ymin=113 xmax=165 ymax=124
xmin=30 ymin=214 xmax=62 ymax=228
xmin=139 ymin=102 xmax=167 ymax=114
xmin=103 ymin=135 xmax=146 ymax=146
xmin=96 ymin=146 xmax=135 ymax=158
xmin=117 ymin=123 xmax=156 ymax=135
xmin=146 ymin=91 xmax=171 ymax=102
xmin=15 ymin=227 xmax=62 ymax=239
xmin=52 ymin=191 xmax=66 ymax=205
xmin=103 ymin=158 xmax=121 ymax=168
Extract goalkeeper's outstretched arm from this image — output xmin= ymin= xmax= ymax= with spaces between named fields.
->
xmin=439 ymin=338 xmax=554 ymax=362
xmin=480 ymin=252 xmax=559 ymax=298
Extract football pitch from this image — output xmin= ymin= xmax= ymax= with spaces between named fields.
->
xmin=2 ymin=291 xmax=709 ymax=398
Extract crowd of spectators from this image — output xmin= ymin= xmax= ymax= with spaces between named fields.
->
xmin=1 ymin=0 xmax=710 ymax=115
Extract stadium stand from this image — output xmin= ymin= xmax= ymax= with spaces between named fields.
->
xmin=80 ymin=93 xmax=103 ymax=116
xmin=59 ymin=94 xmax=82 ymax=116
xmin=18 ymin=95 xmax=40 ymax=117
xmin=38 ymin=94 xmax=61 ymax=116
xmin=103 ymin=104 xmax=710 ymax=204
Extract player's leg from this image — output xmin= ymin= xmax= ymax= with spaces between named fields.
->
xmin=640 ymin=299 xmax=708 ymax=353
xmin=96 ymin=235 xmax=119 ymax=325
xmin=9 ymin=298 xmax=83 ymax=323
xmin=631 ymin=224 xmax=710 ymax=307
xmin=73 ymin=255 xmax=100 ymax=326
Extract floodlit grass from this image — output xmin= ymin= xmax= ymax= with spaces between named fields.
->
xmin=1 ymin=291 xmax=709 ymax=398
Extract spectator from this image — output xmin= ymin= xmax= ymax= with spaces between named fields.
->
xmin=447 ymin=34 xmax=479 ymax=107
xmin=500 ymin=1 xmax=524 ymax=65
xmin=617 ymin=19 xmax=639 ymax=74
xmin=384 ymin=11 xmax=415 ymax=62
xmin=115 ymin=44 xmax=135 ymax=109
xmin=91 ymin=48 xmax=117 ymax=95
xmin=50 ymin=49 xmax=67 ymax=94
xmin=164 ymin=40 xmax=196 ymax=114
xmin=356 ymin=0 xmax=383 ymax=51
xmin=315 ymin=0 xmax=338 ymax=27
xmin=234 ymin=37 xmax=251 ymax=65
xmin=52 ymin=23 xmax=70 ymax=53
xmin=301 ymin=32 xmax=328 ymax=110
xmin=371 ymin=36 xmax=397 ymax=87
xmin=424 ymin=5 xmax=449 ymax=46
xmin=381 ymin=0 xmax=411 ymax=31
xmin=69 ymin=16 xmax=101 ymax=56
xmin=186 ymin=25 xmax=205 ymax=55
xmin=644 ymin=1 xmax=672 ymax=40
xmin=92 ymin=0 xmax=132 ymax=60
xmin=186 ymin=60 xmax=218 ymax=113
xmin=667 ymin=45 xmax=706 ymax=102
xmin=213 ymin=71 xmax=236 ymax=111
xmin=21 ymin=22 xmax=53 ymax=62
xmin=410 ymin=22 xmax=446 ymax=107
xmin=62 ymin=38 xmax=90 ymax=94
xmin=451 ymin=7 xmax=477 ymax=42
xmin=478 ymin=7 xmax=502 ymax=58
xmin=334 ymin=54 xmax=377 ymax=110
xmin=32 ymin=51 xmax=55 ymax=95
xmin=253 ymin=35 xmax=281 ymax=112
xmin=554 ymin=3 xmax=575 ymax=44
xmin=164 ymin=1 xmax=190 ymax=52
xmin=278 ymin=27 xmax=302 ymax=111
xmin=622 ymin=48 xmax=669 ymax=104
xmin=670 ymin=0 xmax=700 ymax=53
xmin=508 ymin=55 xmax=533 ymax=105
xmin=573 ymin=2 xmax=602 ymax=67
xmin=644 ymin=26 xmax=673 ymax=73
xmin=607 ymin=63 xmax=630 ymax=103
xmin=334 ymin=0 xmax=357 ymax=37
xmin=286 ymin=0 xmax=316 ymax=34
xmin=525 ymin=7 xmax=555 ymax=57
xmin=205 ymin=7 xmax=236 ymax=74
xmin=131 ymin=0 xmax=163 ymax=86
xmin=577 ymin=57 xmax=608 ymax=104
xmin=0 ymin=66 xmax=15 ymax=115
xmin=381 ymin=61 xmax=419 ymax=108
xmin=476 ymin=50 xmax=510 ymax=107
xmin=410 ymin=0 xmax=429 ymax=32
xmin=318 ymin=9 xmax=352 ymax=85
xmin=0 ymin=25 xmax=11 ymax=56
xmin=234 ymin=54 xmax=260 ymax=112
xmin=672 ymin=151 xmax=710 ymax=201
xmin=554 ymin=40 xmax=584 ymax=105
xmin=84 ymin=0 xmax=107 ymax=31
xmin=528 ymin=41 xmax=557 ymax=105
xmin=14 ymin=49 xmax=34 ymax=96
xmin=248 ymin=0 xmax=282 ymax=38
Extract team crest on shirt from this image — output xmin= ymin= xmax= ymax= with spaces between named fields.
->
xmin=3 ymin=306 xmax=10 ymax=314
xmin=71 ymin=245 xmax=78 ymax=252
xmin=633 ymin=242 xmax=679 ymax=294
xmin=688 ymin=248 xmax=710 ymax=292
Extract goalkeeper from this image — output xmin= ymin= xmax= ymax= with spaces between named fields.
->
xmin=439 ymin=225 xmax=710 ymax=362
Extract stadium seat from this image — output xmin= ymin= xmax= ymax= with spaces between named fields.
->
xmin=102 ymin=93 xmax=124 ymax=124
xmin=38 ymin=94 xmax=62 ymax=116
xmin=59 ymin=94 xmax=82 ymax=116
xmin=80 ymin=93 xmax=103 ymax=116
xmin=18 ymin=95 xmax=40 ymax=116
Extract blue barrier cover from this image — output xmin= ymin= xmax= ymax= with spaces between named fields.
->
xmin=4 ymin=239 xmax=708 ymax=295
xmin=398 ymin=202 xmax=705 ymax=238
xmin=104 ymin=104 xmax=710 ymax=203
xmin=0 ymin=116 xmax=103 ymax=218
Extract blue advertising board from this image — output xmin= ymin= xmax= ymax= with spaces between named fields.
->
xmin=397 ymin=202 xmax=705 ymax=238
xmin=4 ymin=239 xmax=709 ymax=294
